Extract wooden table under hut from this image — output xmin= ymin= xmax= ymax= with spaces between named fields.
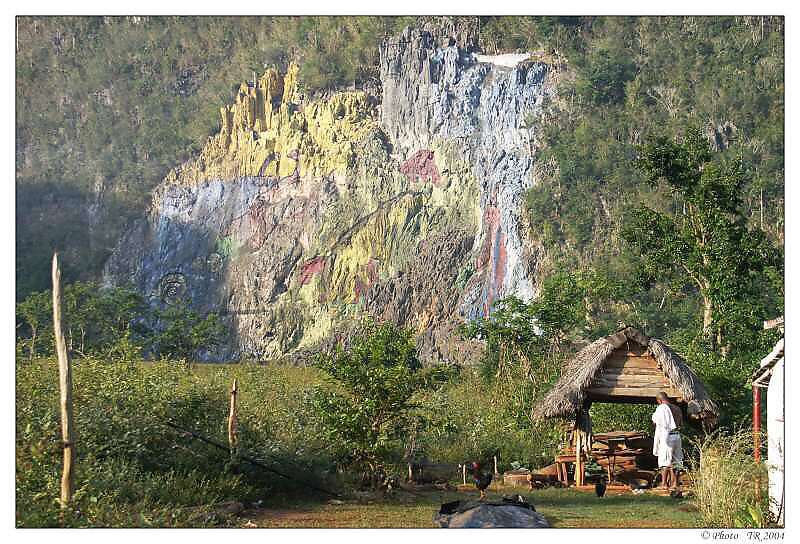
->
xmin=531 ymin=327 xmax=720 ymax=489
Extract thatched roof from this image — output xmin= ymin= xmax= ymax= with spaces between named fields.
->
xmin=532 ymin=327 xmax=719 ymax=425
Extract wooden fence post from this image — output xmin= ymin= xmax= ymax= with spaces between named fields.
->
xmin=52 ymin=252 xmax=75 ymax=510
xmin=228 ymin=378 xmax=239 ymax=463
xmin=753 ymin=386 xmax=762 ymax=501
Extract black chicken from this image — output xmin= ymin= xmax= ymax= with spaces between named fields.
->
xmin=470 ymin=462 xmax=493 ymax=500
xmin=595 ymin=479 xmax=607 ymax=497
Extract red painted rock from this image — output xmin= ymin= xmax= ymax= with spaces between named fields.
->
xmin=400 ymin=149 xmax=440 ymax=184
xmin=298 ymin=256 xmax=325 ymax=285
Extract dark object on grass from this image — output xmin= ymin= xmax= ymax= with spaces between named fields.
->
xmin=523 ymin=464 xmax=560 ymax=488
xmin=470 ymin=462 xmax=493 ymax=500
xmin=435 ymin=496 xmax=549 ymax=528
xmin=670 ymin=489 xmax=683 ymax=499
xmin=617 ymin=470 xmax=654 ymax=490
xmin=595 ymin=480 xmax=607 ymax=497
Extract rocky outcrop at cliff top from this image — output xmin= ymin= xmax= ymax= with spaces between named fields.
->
xmin=104 ymin=27 xmax=555 ymax=363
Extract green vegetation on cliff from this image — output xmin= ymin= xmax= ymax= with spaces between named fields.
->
xmin=521 ymin=16 xmax=783 ymax=257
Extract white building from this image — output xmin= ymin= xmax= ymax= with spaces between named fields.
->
xmin=752 ymin=317 xmax=784 ymax=525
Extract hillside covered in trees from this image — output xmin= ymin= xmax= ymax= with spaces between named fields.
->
xmin=16 ymin=16 xmax=783 ymax=299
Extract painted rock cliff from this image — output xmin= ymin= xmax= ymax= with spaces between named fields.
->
xmin=105 ymin=28 xmax=555 ymax=362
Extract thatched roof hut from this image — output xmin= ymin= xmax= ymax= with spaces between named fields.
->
xmin=532 ymin=327 xmax=719 ymax=427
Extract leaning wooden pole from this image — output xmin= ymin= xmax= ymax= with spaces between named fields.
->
xmin=52 ymin=253 xmax=75 ymax=510
xmin=228 ymin=378 xmax=239 ymax=463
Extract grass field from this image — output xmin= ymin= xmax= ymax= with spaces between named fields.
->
xmin=242 ymin=486 xmax=700 ymax=528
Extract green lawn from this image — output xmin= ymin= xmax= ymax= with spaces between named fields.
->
xmin=244 ymin=486 xmax=700 ymax=528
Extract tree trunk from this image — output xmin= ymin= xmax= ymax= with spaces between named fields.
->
xmin=702 ymin=294 xmax=713 ymax=335
xmin=29 ymin=328 xmax=37 ymax=362
xmin=701 ymin=293 xmax=719 ymax=351
xmin=718 ymin=329 xmax=729 ymax=358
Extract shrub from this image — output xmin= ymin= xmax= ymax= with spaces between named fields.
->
xmin=149 ymin=300 xmax=227 ymax=360
xmin=690 ymin=429 xmax=770 ymax=528
xmin=419 ymin=368 xmax=562 ymax=470
xmin=15 ymin=283 xmax=228 ymax=362
xmin=15 ymin=282 xmax=147 ymax=358
xmin=310 ymin=319 xmax=445 ymax=485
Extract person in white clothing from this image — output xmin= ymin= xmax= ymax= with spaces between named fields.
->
xmin=652 ymin=392 xmax=683 ymax=489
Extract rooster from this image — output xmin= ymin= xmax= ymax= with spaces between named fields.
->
xmin=470 ymin=461 xmax=493 ymax=500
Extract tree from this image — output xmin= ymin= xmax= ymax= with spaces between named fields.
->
xmin=622 ymin=127 xmax=781 ymax=352
xmin=149 ymin=300 xmax=226 ymax=361
xmin=576 ymin=48 xmax=636 ymax=106
xmin=461 ymin=269 xmax=625 ymax=377
xmin=15 ymin=282 xmax=227 ymax=362
xmin=16 ymin=289 xmax=53 ymax=360
xmin=310 ymin=320 xmax=442 ymax=485
xmin=15 ymin=282 xmax=146 ymax=359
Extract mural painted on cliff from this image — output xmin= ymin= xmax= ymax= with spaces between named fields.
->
xmin=207 ymin=253 xmax=223 ymax=274
xmin=220 ymin=148 xmax=304 ymax=252
xmin=105 ymin=27 xmax=555 ymax=362
xmin=400 ymin=149 xmax=441 ymax=185
xmin=298 ymin=256 xmax=326 ymax=285
xmin=353 ymin=258 xmax=381 ymax=304
xmin=474 ymin=206 xmax=507 ymax=317
xmin=160 ymin=272 xmax=187 ymax=305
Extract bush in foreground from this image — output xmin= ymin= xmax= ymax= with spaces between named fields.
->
xmin=310 ymin=320 xmax=451 ymax=486
xmin=690 ymin=429 xmax=770 ymax=528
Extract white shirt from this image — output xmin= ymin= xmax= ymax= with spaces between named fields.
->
xmin=652 ymin=403 xmax=676 ymax=457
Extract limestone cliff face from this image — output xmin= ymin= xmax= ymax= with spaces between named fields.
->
xmin=380 ymin=28 xmax=552 ymax=320
xmin=105 ymin=27 xmax=555 ymax=363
